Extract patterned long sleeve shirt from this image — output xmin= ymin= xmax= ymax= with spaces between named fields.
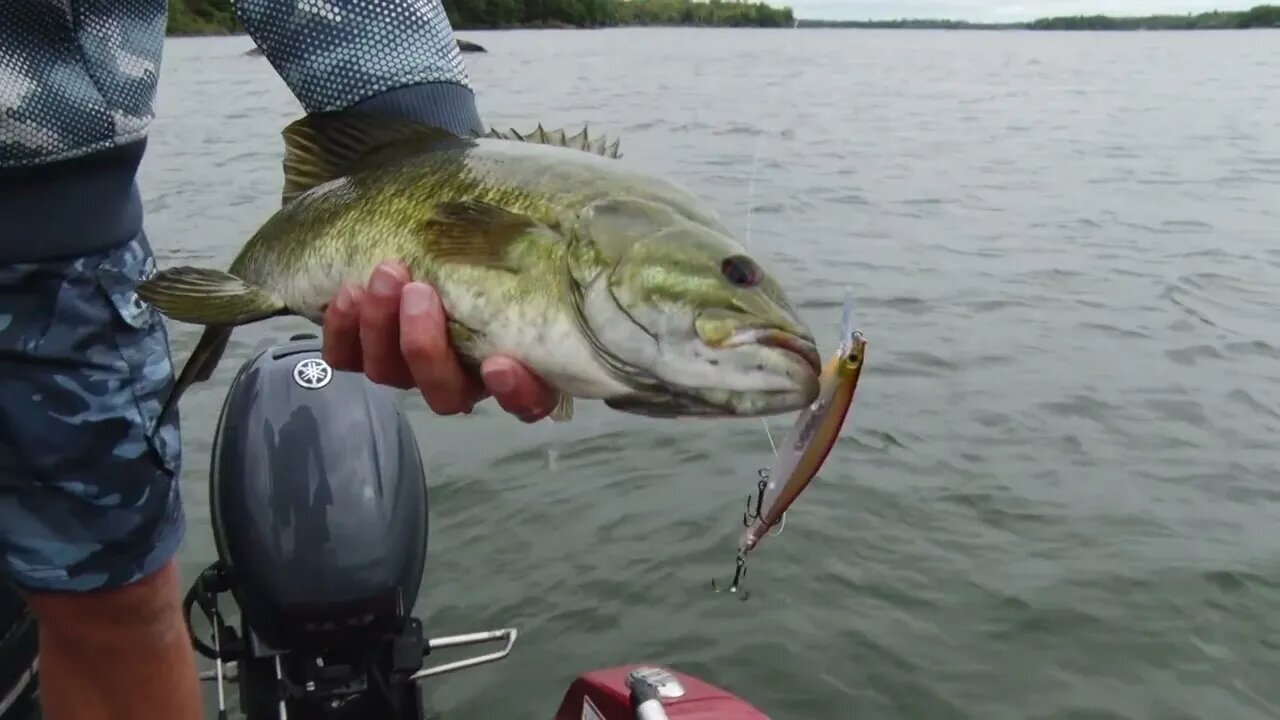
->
xmin=0 ymin=0 xmax=480 ymax=263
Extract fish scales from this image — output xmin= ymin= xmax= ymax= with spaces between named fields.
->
xmin=138 ymin=111 xmax=824 ymax=426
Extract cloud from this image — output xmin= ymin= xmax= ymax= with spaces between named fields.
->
xmin=789 ymin=0 xmax=1263 ymax=22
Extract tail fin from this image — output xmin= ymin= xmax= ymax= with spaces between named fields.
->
xmin=139 ymin=265 xmax=287 ymax=433
xmin=138 ymin=266 xmax=286 ymax=326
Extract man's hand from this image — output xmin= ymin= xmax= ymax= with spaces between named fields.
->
xmin=322 ymin=261 xmax=557 ymax=423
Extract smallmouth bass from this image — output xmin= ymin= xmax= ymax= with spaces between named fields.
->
xmin=138 ymin=112 xmax=822 ymax=424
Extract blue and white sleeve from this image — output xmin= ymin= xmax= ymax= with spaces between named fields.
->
xmin=232 ymin=0 xmax=484 ymax=135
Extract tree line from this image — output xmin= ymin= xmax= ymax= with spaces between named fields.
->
xmin=165 ymin=0 xmax=795 ymax=34
xmin=1027 ymin=4 xmax=1279 ymax=30
xmin=164 ymin=0 xmax=1277 ymax=35
xmin=797 ymin=18 xmax=1020 ymax=29
xmin=797 ymin=4 xmax=1279 ymax=30
xmin=442 ymin=0 xmax=793 ymax=28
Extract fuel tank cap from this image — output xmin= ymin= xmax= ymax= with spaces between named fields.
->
xmin=626 ymin=666 xmax=686 ymax=699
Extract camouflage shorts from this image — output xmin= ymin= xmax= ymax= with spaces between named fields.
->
xmin=0 ymin=232 xmax=185 ymax=593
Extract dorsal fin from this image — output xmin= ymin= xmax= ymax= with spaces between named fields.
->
xmin=483 ymin=124 xmax=623 ymax=159
xmin=280 ymin=112 xmax=462 ymax=205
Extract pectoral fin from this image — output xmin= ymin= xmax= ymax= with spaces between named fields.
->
xmin=421 ymin=200 xmax=540 ymax=269
xmin=548 ymin=392 xmax=574 ymax=422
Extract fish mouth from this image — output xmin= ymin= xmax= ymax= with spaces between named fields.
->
xmin=721 ymin=328 xmax=822 ymax=376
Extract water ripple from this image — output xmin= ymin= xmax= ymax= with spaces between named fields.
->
xmin=148 ymin=28 xmax=1280 ymax=720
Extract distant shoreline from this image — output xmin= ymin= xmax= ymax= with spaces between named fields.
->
xmin=165 ymin=0 xmax=794 ymax=36
xmin=797 ymin=4 xmax=1278 ymax=31
xmin=166 ymin=3 xmax=1278 ymax=37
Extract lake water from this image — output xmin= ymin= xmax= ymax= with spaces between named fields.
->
xmin=140 ymin=27 xmax=1280 ymax=720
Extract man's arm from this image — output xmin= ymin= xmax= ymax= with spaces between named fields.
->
xmin=232 ymin=0 xmax=557 ymax=422
xmin=233 ymin=0 xmax=483 ymax=134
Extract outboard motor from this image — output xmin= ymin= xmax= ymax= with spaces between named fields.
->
xmin=184 ymin=333 xmax=771 ymax=720
xmin=184 ymin=334 xmax=516 ymax=720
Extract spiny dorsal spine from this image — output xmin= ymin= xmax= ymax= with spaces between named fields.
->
xmin=483 ymin=124 xmax=623 ymax=159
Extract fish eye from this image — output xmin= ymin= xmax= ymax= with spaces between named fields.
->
xmin=720 ymin=255 xmax=761 ymax=287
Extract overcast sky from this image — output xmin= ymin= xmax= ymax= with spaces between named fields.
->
xmin=791 ymin=0 xmax=1262 ymax=22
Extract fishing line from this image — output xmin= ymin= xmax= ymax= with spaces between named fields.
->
xmin=762 ymin=418 xmax=779 ymax=457
xmin=740 ymin=16 xmax=802 ymax=459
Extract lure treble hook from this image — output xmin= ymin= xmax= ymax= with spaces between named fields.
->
xmin=768 ymin=511 xmax=786 ymax=537
xmin=741 ymin=468 xmax=785 ymax=536
xmin=742 ymin=468 xmax=769 ymax=526
xmin=710 ymin=553 xmax=750 ymax=600
xmin=713 ymin=469 xmax=767 ymax=601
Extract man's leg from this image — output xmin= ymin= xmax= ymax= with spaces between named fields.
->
xmin=0 ymin=233 xmax=199 ymax=720
xmin=26 ymin=560 xmax=199 ymax=720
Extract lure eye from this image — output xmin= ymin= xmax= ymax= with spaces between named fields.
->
xmin=720 ymin=255 xmax=761 ymax=287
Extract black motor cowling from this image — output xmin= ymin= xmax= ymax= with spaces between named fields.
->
xmin=208 ymin=333 xmax=428 ymax=656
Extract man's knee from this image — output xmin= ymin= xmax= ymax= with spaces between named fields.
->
xmin=24 ymin=559 xmax=184 ymax=648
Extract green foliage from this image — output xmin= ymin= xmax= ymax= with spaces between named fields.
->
xmin=442 ymin=0 xmax=794 ymax=28
xmin=797 ymin=18 xmax=1021 ymax=28
xmin=1028 ymin=4 xmax=1280 ymax=29
xmin=165 ymin=0 xmax=792 ymax=34
xmin=166 ymin=0 xmax=241 ymax=35
xmin=1240 ymin=3 xmax=1280 ymax=25
xmin=163 ymin=0 xmax=1277 ymax=35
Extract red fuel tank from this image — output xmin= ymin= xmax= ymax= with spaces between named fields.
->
xmin=552 ymin=664 xmax=771 ymax=720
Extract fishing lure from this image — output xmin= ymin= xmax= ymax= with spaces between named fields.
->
xmin=713 ymin=289 xmax=868 ymax=599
